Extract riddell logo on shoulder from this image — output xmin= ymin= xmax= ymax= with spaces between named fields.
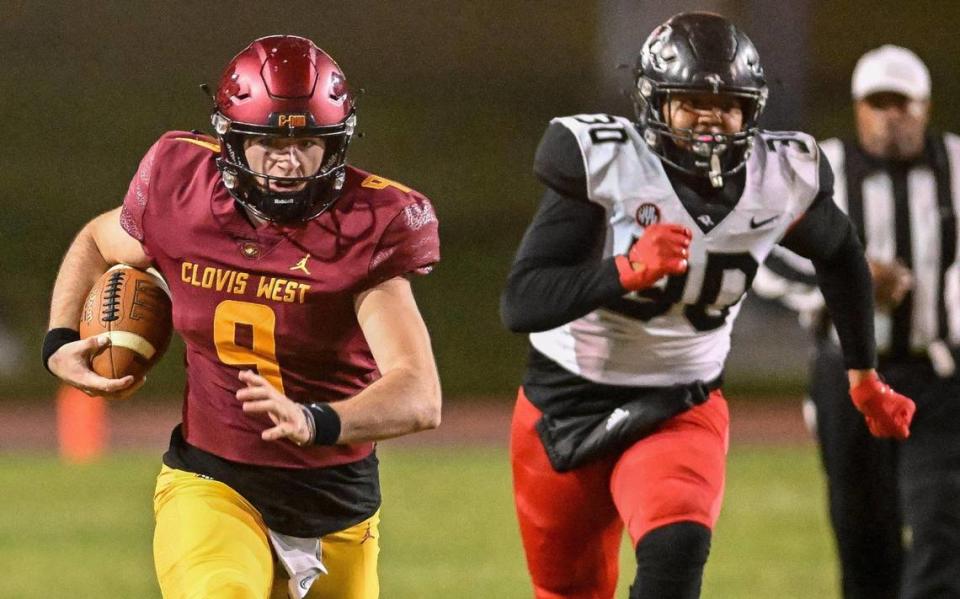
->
xmin=278 ymin=114 xmax=307 ymax=128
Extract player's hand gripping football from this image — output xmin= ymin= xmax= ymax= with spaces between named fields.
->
xmin=236 ymin=369 xmax=313 ymax=445
xmin=849 ymin=370 xmax=915 ymax=440
xmin=49 ymin=335 xmax=142 ymax=401
xmin=616 ymin=223 xmax=692 ymax=291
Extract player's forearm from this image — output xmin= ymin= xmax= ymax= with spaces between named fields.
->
xmin=500 ymin=189 xmax=625 ymax=332
xmin=330 ymin=365 xmax=441 ymax=443
xmin=501 ymin=258 xmax=624 ymax=332
xmin=48 ymin=223 xmax=110 ymax=329
xmin=812 ymin=225 xmax=877 ymax=369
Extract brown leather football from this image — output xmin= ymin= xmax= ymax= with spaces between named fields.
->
xmin=79 ymin=265 xmax=173 ymax=382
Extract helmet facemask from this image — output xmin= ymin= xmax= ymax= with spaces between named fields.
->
xmin=633 ymin=79 xmax=767 ymax=188
xmin=214 ymin=111 xmax=356 ymax=224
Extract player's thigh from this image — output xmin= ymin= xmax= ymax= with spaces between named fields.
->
xmin=510 ymin=388 xmax=622 ymax=597
xmin=611 ymin=391 xmax=729 ymax=545
xmin=153 ymin=465 xmax=274 ymax=599
xmin=304 ymin=511 xmax=381 ymax=599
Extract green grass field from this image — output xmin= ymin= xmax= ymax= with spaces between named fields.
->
xmin=0 ymin=444 xmax=839 ymax=598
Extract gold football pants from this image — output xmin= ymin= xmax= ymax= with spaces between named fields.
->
xmin=153 ymin=465 xmax=380 ymax=599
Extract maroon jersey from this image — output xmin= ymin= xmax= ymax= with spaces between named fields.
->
xmin=121 ymin=131 xmax=439 ymax=469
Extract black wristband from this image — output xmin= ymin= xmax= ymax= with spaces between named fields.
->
xmin=42 ymin=328 xmax=81 ymax=374
xmin=305 ymin=402 xmax=342 ymax=445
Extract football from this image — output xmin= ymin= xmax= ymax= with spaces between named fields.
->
xmin=79 ymin=264 xmax=173 ymax=382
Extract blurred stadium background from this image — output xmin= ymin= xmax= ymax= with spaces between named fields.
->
xmin=2 ymin=1 xmax=959 ymax=597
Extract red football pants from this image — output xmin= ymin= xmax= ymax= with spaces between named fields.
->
xmin=510 ymin=387 xmax=729 ymax=599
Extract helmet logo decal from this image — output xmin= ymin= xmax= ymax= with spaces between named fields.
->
xmin=644 ymin=25 xmax=675 ymax=72
xmin=277 ymin=114 xmax=308 ymax=128
xmin=635 ymin=203 xmax=661 ymax=227
xmin=329 ymin=72 xmax=347 ymax=102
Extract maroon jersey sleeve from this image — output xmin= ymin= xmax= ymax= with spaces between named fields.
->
xmin=367 ymin=194 xmax=440 ymax=285
xmin=119 ymin=139 xmax=162 ymax=243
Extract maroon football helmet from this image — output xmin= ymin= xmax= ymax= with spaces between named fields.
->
xmin=212 ymin=35 xmax=356 ymax=223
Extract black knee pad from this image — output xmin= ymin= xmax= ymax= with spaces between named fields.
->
xmin=630 ymin=522 xmax=712 ymax=599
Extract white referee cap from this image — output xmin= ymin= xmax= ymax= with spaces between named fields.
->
xmin=851 ymin=45 xmax=930 ymax=101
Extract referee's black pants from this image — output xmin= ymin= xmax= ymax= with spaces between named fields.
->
xmin=811 ymin=340 xmax=960 ymax=599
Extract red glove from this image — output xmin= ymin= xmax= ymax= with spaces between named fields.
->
xmin=615 ymin=224 xmax=692 ymax=291
xmin=849 ymin=371 xmax=915 ymax=440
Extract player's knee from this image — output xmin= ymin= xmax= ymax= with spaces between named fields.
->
xmin=630 ymin=522 xmax=711 ymax=599
xmin=628 ymin=478 xmax=718 ymax=541
xmin=528 ymin=549 xmax=617 ymax=599
xmin=530 ymin=562 xmax=616 ymax=598
xmin=532 ymin=581 xmax=612 ymax=599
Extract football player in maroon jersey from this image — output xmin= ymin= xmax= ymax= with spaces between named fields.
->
xmin=43 ymin=35 xmax=440 ymax=599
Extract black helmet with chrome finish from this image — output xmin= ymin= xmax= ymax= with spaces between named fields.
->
xmin=633 ymin=12 xmax=767 ymax=187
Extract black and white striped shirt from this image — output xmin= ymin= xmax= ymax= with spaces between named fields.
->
xmin=756 ymin=134 xmax=960 ymax=359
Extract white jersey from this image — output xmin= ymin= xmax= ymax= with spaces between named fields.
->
xmin=530 ymin=114 xmax=824 ymax=386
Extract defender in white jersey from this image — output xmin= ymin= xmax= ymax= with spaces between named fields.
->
xmin=501 ymin=13 xmax=916 ymax=599
xmin=529 ymin=114 xmax=821 ymax=387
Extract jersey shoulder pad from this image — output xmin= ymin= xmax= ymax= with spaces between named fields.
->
xmin=344 ymin=166 xmax=426 ymax=208
xmin=754 ymin=129 xmax=824 ymax=206
xmin=340 ymin=168 xmax=440 ymax=286
xmin=341 ymin=167 xmax=438 ymax=242
xmin=149 ymin=131 xmax=220 ymax=179
xmin=121 ymin=131 xmax=217 ymax=243
xmin=535 ymin=114 xmax=653 ymax=207
xmin=159 ymin=130 xmax=220 ymax=154
xmin=755 ymin=129 xmax=818 ymax=162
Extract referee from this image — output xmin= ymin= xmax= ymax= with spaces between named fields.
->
xmin=755 ymin=45 xmax=960 ymax=599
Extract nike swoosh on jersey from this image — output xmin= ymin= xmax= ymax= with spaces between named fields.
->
xmin=749 ymin=215 xmax=779 ymax=229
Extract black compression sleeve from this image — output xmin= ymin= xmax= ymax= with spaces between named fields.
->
xmin=781 ymin=194 xmax=876 ymax=369
xmin=812 ymin=222 xmax=876 ymax=369
xmin=500 ymin=189 xmax=625 ymax=333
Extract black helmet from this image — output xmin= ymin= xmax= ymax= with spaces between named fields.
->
xmin=633 ymin=12 xmax=767 ymax=187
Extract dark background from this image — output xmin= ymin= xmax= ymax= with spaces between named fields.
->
xmin=3 ymin=0 xmax=960 ymax=401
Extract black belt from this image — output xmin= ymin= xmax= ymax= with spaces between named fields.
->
xmin=535 ymin=377 xmax=717 ymax=473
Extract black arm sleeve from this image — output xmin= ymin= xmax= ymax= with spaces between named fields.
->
xmin=779 ymin=150 xmax=876 ymax=369
xmin=500 ymin=188 xmax=625 ymax=333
